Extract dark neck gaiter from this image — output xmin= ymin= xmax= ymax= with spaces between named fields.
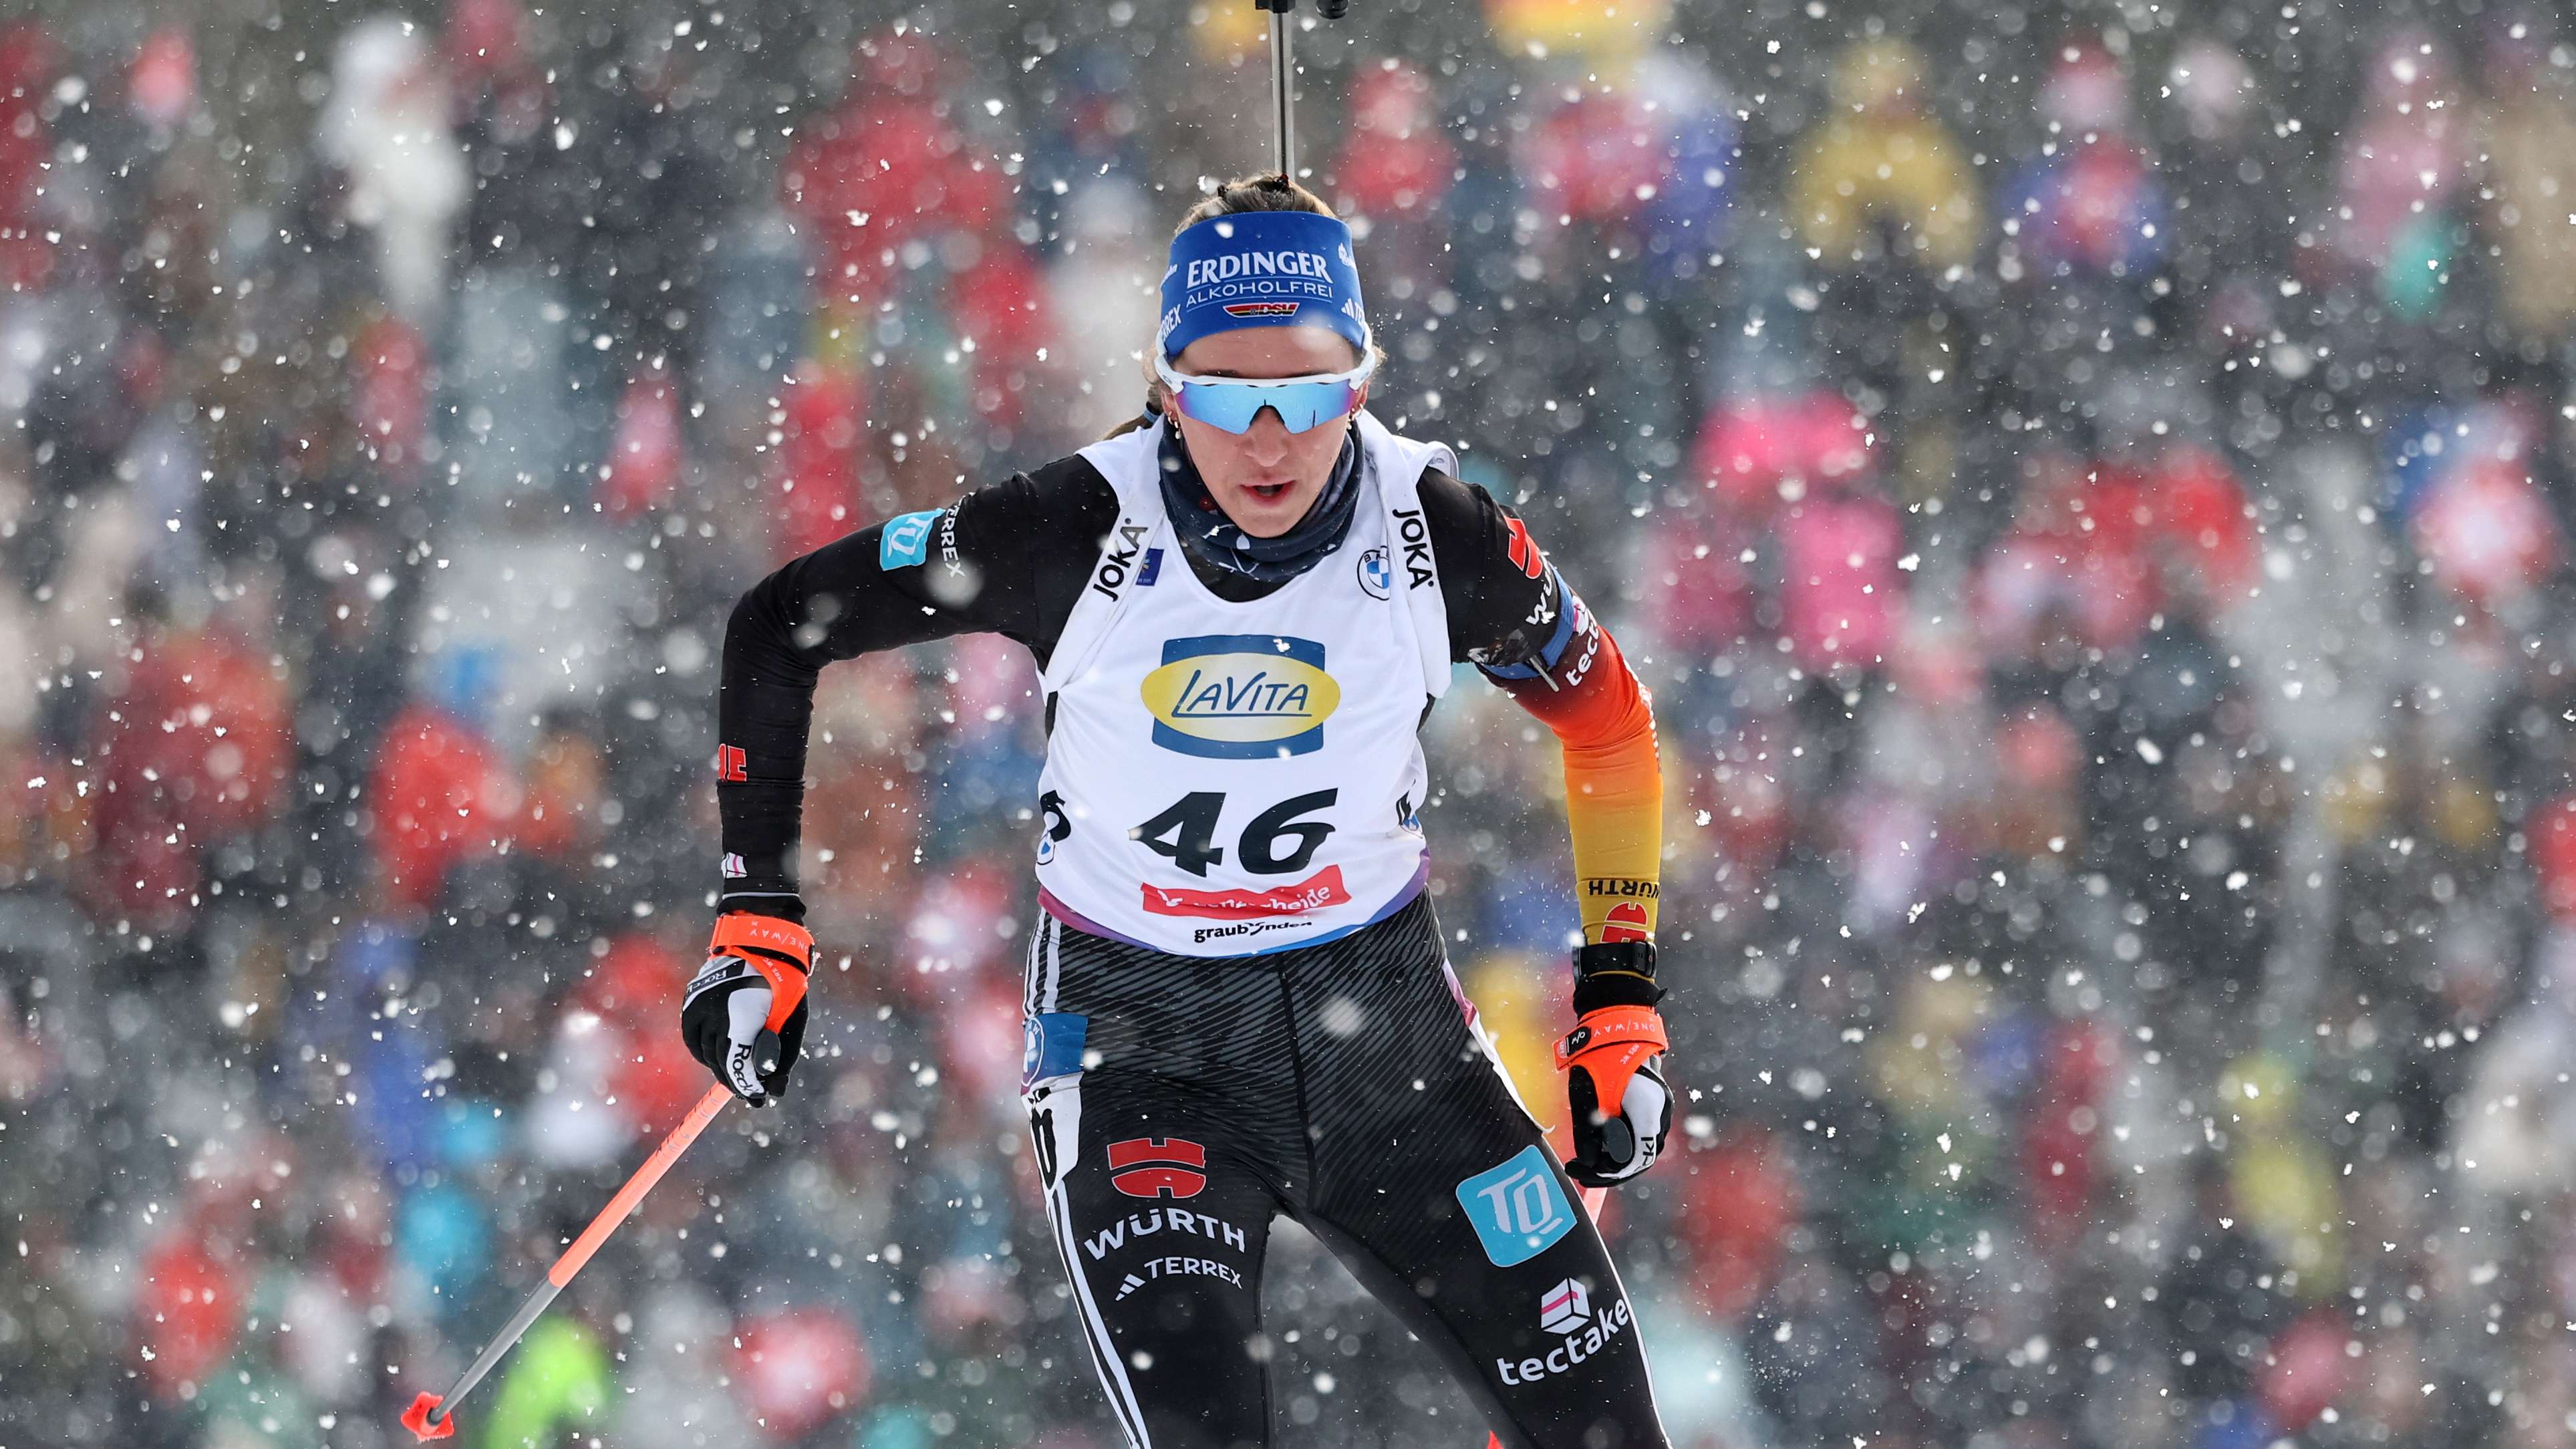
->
xmin=1157 ymin=420 xmax=1362 ymax=587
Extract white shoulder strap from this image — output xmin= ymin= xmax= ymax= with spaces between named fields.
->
xmin=1356 ymin=410 xmax=1457 ymax=701
xmin=1046 ymin=422 xmax=1172 ymax=692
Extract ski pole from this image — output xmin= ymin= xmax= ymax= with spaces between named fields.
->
xmin=1249 ymin=0 xmax=1347 ymax=178
xmin=400 ymin=1079 xmax=737 ymax=1440
xmin=1262 ymin=0 xmax=1296 ymax=177
xmin=1483 ymin=1186 xmax=1608 ymax=1449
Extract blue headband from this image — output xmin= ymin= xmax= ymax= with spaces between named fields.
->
xmin=1157 ymin=211 xmax=1370 ymax=363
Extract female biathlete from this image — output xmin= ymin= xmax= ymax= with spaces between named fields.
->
xmin=683 ymin=175 xmax=1674 ymax=1449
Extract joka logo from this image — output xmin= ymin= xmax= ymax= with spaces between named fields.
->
xmin=1504 ymin=516 xmax=1546 ymax=580
xmin=1091 ymin=520 xmax=1151 ymax=600
xmin=1455 ymin=1144 xmax=1576 ymax=1267
xmin=1140 ymin=634 xmax=1339 ymax=759
xmin=880 ymin=509 xmax=941 ymax=569
xmin=1107 ymin=1138 xmax=1208 ymax=1199
xmin=1357 ymin=547 xmax=1393 ymax=600
xmin=1497 ymin=1281 xmax=1633 ymax=1386
xmin=1391 ymin=507 xmax=1435 ymax=588
xmin=1602 ymin=901 xmax=1652 ymax=944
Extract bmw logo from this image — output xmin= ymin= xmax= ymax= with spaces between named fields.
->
xmin=1358 ymin=546 xmax=1393 ymax=600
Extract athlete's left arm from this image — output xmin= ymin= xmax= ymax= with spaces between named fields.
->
xmin=1417 ymin=472 xmax=1663 ymax=946
xmin=1421 ymin=471 xmax=1670 ymax=1187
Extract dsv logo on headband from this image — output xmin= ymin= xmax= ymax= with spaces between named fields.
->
xmin=1140 ymin=634 xmax=1339 ymax=759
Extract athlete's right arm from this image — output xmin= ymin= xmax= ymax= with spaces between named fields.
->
xmin=688 ymin=458 xmax=1115 ymax=1104
xmin=714 ymin=456 xmax=1117 ymax=918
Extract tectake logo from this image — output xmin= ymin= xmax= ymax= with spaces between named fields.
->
xmin=1539 ymin=1277 xmax=1590 ymax=1335
xmin=1140 ymin=634 xmax=1340 ymax=759
xmin=1357 ymin=547 xmax=1393 ymax=600
xmin=1499 ymin=1281 xmax=1632 ymax=1386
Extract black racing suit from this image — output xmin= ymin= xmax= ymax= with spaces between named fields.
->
xmin=718 ymin=442 xmax=1669 ymax=1449
xmin=1022 ymin=896 xmax=1663 ymax=1449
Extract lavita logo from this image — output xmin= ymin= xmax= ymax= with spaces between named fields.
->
xmin=1139 ymin=635 xmax=1340 ymax=759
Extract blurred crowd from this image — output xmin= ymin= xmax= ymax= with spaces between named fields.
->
xmin=11 ymin=2 xmax=2576 ymax=1447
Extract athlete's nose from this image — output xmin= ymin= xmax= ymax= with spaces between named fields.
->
xmin=1243 ymin=408 xmax=1293 ymax=467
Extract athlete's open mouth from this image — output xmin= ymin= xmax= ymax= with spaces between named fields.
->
xmin=1246 ymin=481 xmax=1292 ymax=504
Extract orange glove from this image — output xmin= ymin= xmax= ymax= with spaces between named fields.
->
xmin=680 ymin=912 xmax=814 ymax=1107
xmin=1558 ymin=942 xmax=1671 ymax=1188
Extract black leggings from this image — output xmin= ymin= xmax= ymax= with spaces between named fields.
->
xmin=1019 ymin=894 xmax=1669 ymax=1449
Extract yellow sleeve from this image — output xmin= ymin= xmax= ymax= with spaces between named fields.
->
xmin=1491 ymin=622 xmax=1663 ymax=944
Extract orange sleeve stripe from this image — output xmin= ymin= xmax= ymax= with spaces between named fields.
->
xmin=1493 ymin=626 xmax=1663 ymax=944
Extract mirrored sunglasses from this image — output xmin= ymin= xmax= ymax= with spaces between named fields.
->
xmin=1154 ymin=352 xmax=1377 ymax=435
